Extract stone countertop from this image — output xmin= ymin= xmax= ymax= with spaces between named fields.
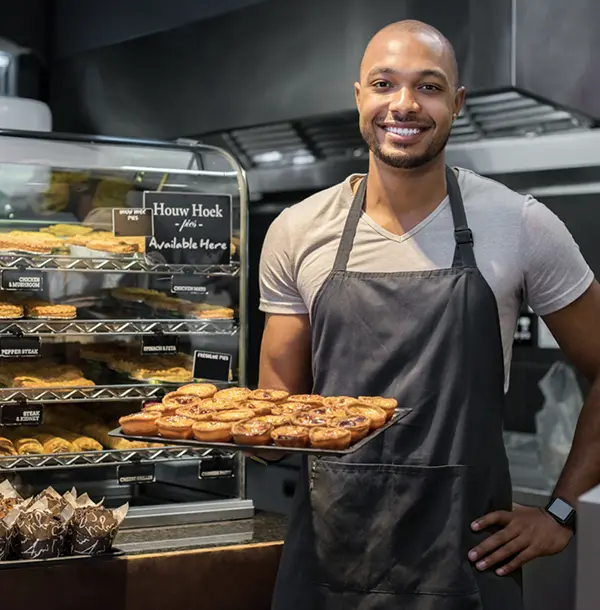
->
xmin=115 ymin=511 xmax=288 ymax=555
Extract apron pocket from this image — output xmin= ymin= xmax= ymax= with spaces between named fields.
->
xmin=310 ymin=460 xmax=480 ymax=596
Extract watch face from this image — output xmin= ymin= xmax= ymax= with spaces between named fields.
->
xmin=550 ymin=498 xmax=573 ymax=521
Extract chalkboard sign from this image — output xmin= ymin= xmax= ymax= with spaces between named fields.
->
xmin=1 ymin=270 xmax=43 ymax=291
xmin=193 ymin=350 xmax=232 ymax=382
xmin=171 ymin=274 xmax=211 ymax=296
xmin=0 ymin=403 xmax=43 ymax=426
xmin=143 ymin=192 xmax=232 ymax=266
xmin=198 ymin=455 xmax=235 ymax=480
xmin=141 ymin=334 xmax=179 ymax=356
xmin=112 ymin=208 xmax=154 ymax=237
xmin=0 ymin=337 xmax=41 ymax=358
xmin=117 ymin=463 xmax=156 ymax=485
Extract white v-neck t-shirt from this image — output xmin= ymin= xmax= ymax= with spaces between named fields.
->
xmin=259 ymin=168 xmax=594 ymax=390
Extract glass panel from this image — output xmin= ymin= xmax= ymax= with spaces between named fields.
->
xmin=0 ymin=131 xmax=248 ymax=519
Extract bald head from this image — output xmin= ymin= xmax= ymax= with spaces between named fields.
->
xmin=360 ymin=20 xmax=459 ymax=88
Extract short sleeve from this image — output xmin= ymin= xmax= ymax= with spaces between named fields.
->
xmin=259 ymin=208 xmax=309 ymax=315
xmin=521 ymin=196 xmax=594 ymax=316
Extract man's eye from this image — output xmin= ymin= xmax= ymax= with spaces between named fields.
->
xmin=419 ymin=84 xmax=442 ymax=92
xmin=373 ymin=81 xmax=391 ymax=89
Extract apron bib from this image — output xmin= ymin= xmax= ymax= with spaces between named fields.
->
xmin=271 ymin=167 xmax=524 ymax=610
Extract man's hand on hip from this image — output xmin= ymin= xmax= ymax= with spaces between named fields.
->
xmin=468 ymin=504 xmax=573 ymax=576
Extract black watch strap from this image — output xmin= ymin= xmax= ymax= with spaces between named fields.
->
xmin=545 ymin=497 xmax=576 ymax=533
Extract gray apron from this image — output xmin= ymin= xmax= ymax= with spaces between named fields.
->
xmin=271 ymin=167 xmax=524 ymax=610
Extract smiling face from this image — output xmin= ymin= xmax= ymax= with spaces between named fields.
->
xmin=355 ymin=25 xmax=465 ymax=170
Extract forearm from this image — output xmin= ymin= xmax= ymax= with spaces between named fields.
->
xmin=553 ymin=374 xmax=600 ymax=505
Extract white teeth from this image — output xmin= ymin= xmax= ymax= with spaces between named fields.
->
xmin=385 ymin=127 xmax=422 ymax=136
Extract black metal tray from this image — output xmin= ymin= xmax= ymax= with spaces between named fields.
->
xmin=109 ymin=408 xmax=413 ymax=456
xmin=0 ymin=547 xmax=125 ymax=569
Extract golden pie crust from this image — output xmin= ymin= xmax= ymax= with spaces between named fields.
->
xmin=249 ymin=389 xmax=289 ymax=403
xmin=213 ymin=387 xmax=252 ymax=401
xmin=175 ymin=383 xmax=218 ymax=399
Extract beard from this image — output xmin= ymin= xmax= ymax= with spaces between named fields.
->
xmin=361 ymin=121 xmax=451 ymax=169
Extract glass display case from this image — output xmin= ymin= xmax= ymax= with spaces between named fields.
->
xmin=0 ymin=129 xmax=252 ymax=533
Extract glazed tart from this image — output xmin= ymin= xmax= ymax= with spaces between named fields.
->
xmin=175 ymin=383 xmax=218 ymax=399
xmin=291 ymin=413 xmax=330 ymax=428
xmin=271 ymin=425 xmax=310 ymax=448
xmin=323 ymin=396 xmax=361 ymax=409
xmin=288 ymin=394 xmax=324 ymax=407
xmin=119 ymin=412 xmax=160 ymax=436
xmin=142 ymin=402 xmax=178 ymax=416
xmin=200 ymin=398 xmax=238 ymax=411
xmin=213 ymin=387 xmax=252 ymax=401
xmin=358 ymin=396 xmax=398 ymax=420
xmin=175 ymin=405 xmax=215 ymax=422
xmin=212 ymin=408 xmax=255 ymax=423
xmin=348 ymin=406 xmax=386 ymax=430
xmin=162 ymin=391 xmax=202 ymax=411
xmin=309 ymin=427 xmax=351 ymax=450
xmin=232 ymin=420 xmax=273 ymax=445
xmin=252 ymin=415 xmax=292 ymax=427
xmin=236 ymin=400 xmax=273 ymax=416
xmin=156 ymin=416 xmax=195 ymax=439
xmin=192 ymin=421 xmax=232 ymax=443
xmin=309 ymin=406 xmax=348 ymax=419
xmin=249 ymin=389 xmax=289 ymax=403
xmin=330 ymin=415 xmax=371 ymax=442
xmin=272 ymin=402 xmax=313 ymax=416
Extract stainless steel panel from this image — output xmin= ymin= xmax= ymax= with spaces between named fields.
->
xmin=576 ymin=485 xmax=600 ymax=610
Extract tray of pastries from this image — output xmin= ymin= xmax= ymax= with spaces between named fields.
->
xmin=110 ymin=385 xmax=412 ymax=455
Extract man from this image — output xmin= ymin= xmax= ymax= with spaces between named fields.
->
xmin=259 ymin=19 xmax=600 ymax=610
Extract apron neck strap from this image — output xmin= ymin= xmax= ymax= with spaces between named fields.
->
xmin=332 ymin=166 xmax=476 ymax=273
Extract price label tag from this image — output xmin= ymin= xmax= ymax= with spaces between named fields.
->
xmin=117 ymin=463 xmax=156 ymax=485
xmin=170 ymin=274 xmax=211 ymax=296
xmin=141 ymin=335 xmax=179 ymax=356
xmin=0 ymin=403 xmax=43 ymax=426
xmin=0 ymin=337 xmax=41 ymax=358
xmin=198 ymin=455 xmax=235 ymax=480
xmin=1 ymin=270 xmax=43 ymax=291
xmin=112 ymin=208 xmax=154 ymax=237
xmin=193 ymin=350 xmax=232 ymax=382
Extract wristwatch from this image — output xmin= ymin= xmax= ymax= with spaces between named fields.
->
xmin=545 ymin=497 xmax=576 ymax=532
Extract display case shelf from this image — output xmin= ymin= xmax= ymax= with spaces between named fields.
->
xmin=0 ymin=318 xmax=237 ymax=336
xmin=0 ymin=255 xmax=240 ymax=276
xmin=0 ymin=446 xmax=229 ymax=472
xmin=0 ymin=384 xmax=183 ymax=404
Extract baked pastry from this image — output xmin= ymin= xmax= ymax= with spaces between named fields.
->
xmin=348 ymin=406 xmax=386 ymax=430
xmin=237 ymin=400 xmax=273 ymax=416
xmin=288 ymin=394 xmax=324 ymax=406
xmin=249 ymin=389 xmax=289 ymax=403
xmin=253 ymin=415 xmax=292 ymax=427
xmin=309 ymin=427 xmax=351 ymax=450
xmin=323 ymin=396 xmax=361 ymax=409
xmin=162 ymin=391 xmax=202 ymax=411
xmin=271 ymin=425 xmax=309 ymax=448
xmin=192 ymin=421 xmax=232 ymax=443
xmin=231 ymin=420 xmax=273 ymax=445
xmin=111 ymin=287 xmax=163 ymax=302
xmin=41 ymin=224 xmax=94 ymax=238
xmin=41 ymin=426 xmax=103 ymax=451
xmin=145 ymin=294 xmax=192 ymax=313
xmin=187 ymin=303 xmax=234 ymax=320
xmin=0 ymin=437 xmax=17 ymax=456
xmin=291 ymin=413 xmax=330 ymax=428
xmin=175 ymin=406 xmax=215 ymax=421
xmin=30 ymin=432 xmax=75 ymax=453
xmin=87 ymin=238 xmax=137 ymax=254
xmin=0 ymin=303 xmax=24 ymax=319
xmin=212 ymin=409 xmax=255 ymax=423
xmin=119 ymin=412 xmax=160 ymax=436
xmin=309 ymin=406 xmax=348 ymax=419
xmin=358 ymin=396 xmax=398 ymax=420
xmin=175 ymin=383 xmax=217 ymax=399
xmin=142 ymin=403 xmax=176 ymax=416
xmin=213 ymin=387 xmax=252 ymax=401
xmin=273 ymin=402 xmax=313 ymax=416
xmin=330 ymin=415 xmax=371 ymax=443
xmin=156 ymin=416 xmax=194 ymax=440
xmin=200 ymin=398 xmax=237 ymax=411
xmin=2 ymin=429 xmax=44 ymax=455
xmin=22 ymin=299 xmax=77 ymax=320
